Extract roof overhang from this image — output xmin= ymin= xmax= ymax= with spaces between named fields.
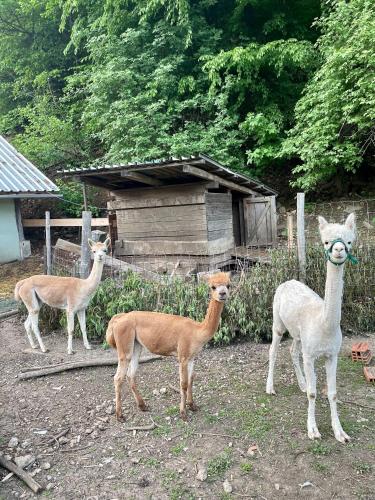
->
xmin=0 ymin=193 xmax=62 ymax=199
xmin=58 ymin=154 xmax=277 ymax=197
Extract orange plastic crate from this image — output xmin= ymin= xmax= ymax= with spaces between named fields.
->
xmin=351 ymin=342 xmax=372 ymax=364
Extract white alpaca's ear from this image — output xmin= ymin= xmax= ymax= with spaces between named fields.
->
xmin=345 ymin=213 xmax=356 ymax=231
xmin=88 ymin=238 xmax=94 ymax=248
xmin=104 ymin=237 xmax=111 ymax=248
xmin=318 ymin=216 xmax=328 ymax=231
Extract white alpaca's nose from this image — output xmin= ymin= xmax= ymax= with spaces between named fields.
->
xmin=332 ymin=242 xmax=346 ymax=257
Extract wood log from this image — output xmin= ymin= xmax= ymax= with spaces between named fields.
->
xmin=18 ymin=355 xmax=162 ymax=380
xmin=0 ymin=455 xmax=43 ymax=493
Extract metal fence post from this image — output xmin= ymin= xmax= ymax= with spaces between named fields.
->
xmin=45 ymin=211 xmax=51 ymax=275
xmin=80 ymin=211 xmax=92 ymax=278
xmin=297 ymin=193 xmax=306 ymax=282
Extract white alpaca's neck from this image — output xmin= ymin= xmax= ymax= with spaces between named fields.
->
xmin=323 ymin=261 xmax=344 ymax=329
xmin=83 ymin=258 xmax=104 ymax=294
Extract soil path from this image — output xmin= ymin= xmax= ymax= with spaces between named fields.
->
xmin=1 ymin=318 xmax=374 ymax=499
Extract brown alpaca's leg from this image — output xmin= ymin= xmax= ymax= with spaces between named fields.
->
xmin=127 ymin=341 xmax=148 ymax=411
xmin=187 ymin=360 xmax=198 ymax=412
xmin=114 ymin=325 xmax=135 ymax=421
xmin=114 ymin=357 xmax=129 ymax=421
xmin=179 ymin=359 xmax=189 ymax=421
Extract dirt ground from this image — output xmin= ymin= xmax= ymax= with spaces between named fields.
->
xmin=0 ymin=255 xmax=43 ymax=301
xmin=0 ymin=317 xmax=374 ymax=500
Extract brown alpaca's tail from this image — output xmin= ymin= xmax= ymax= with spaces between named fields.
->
xmin=106 ymin=317 xmax=117 ymax=349
xmin=14 ymin=279 xmax=26 ymax=302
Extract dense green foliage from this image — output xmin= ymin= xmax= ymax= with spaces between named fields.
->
xmin=0 ymin=0 xmax=373 ymax=192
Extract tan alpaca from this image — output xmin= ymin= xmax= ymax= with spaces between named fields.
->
xmin=14 ymin=239 xmax=110 ymax=354
xmin=106 ymin=272 xmax=231 ymax=421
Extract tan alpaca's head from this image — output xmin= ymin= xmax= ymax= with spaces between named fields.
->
xmin=318 ymin=213 xmax=356 ymax=265
xmin=207 ymin=272 xmax=231 ymax=303
xmin=88 ymin=237 xmax=110 ymax=262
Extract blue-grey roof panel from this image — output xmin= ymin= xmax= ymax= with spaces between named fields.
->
xmin=0 ymin=135 xmax=58 ymax=194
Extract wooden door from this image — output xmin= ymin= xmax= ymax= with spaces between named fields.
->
xmin=244 ymin=196 xmax=277 ymax=246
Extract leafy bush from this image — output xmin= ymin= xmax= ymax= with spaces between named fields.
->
xmin=40 ymin=244 xmax=375 ymax=343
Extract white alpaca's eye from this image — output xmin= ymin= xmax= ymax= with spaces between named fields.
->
xmin=324 ymin=241 xmax=329 ymax=245
xmin=347 ymin=241 xmax=351 ymax=245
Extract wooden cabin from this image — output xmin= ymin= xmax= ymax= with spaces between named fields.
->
xmin=61 ymin=154 xmax=277 ymax=275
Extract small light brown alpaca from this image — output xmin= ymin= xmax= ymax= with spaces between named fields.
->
xmin=14 ymin=238 xmax=110 ymax=354
xmin=106 ymin=272 xmax=231 ymax=421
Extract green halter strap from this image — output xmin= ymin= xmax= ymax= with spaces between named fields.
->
xmin=324 ymin=238 xmax=358 ymax=266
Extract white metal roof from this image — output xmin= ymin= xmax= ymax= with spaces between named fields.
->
xmin=0 ymin=135 xmax=59 ymax=196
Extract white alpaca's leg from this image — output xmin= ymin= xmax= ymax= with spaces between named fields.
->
xmin=290 ymin=339 xmax=306 ymax=392
xmin=67 ymin=311 xmax=75 ymax=355
xmin=77 ymin=309 xmax=91 ymax=350
xmin=24 ymin=314 xmax=37 ymax=349
xmin=266 ymin=325 xmax=283 ymax=395
xmin=325 ymin=355 xmax=350 ymax=443
xmin=29 ymin=312 xmax=47 ymax=353
xmin=303 ymin=354 xmax=321 ymax=439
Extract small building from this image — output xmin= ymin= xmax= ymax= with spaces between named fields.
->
xmin=0 ymin=136 xmax=59 ymax=264
xmin=61 ymin=154 xmax=277 ymax=274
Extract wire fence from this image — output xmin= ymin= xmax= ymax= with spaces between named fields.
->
xmin=47 ymin=198 xmax=375 ymax=340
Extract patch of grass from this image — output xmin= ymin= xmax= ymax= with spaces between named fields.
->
xmin=152 ymin=417 xmax=172 ymax=436
xmin=169 ymin=486 xmax=195 ymax=500
xmin=240 ymin=462 xmax=253 ymax=473
xmin=171 ymin=443 xmax=185 ymax=456
xmin=161 ymin=469 xmax=179 ymax=488
xmin=309 ymin=442 xmax=332 ymax=456
xmin=144 ymin=457 xmax=159 ymax=468
xmin=204 ymin=409 xmax=228 ymax=424
xmin=312 ymin=461 xmax=329 ymax=473
xmin=165 ymin=405 xmax=180 ymax=417
xmin=353 ymin=461 xmax=372 ymax=475
xmin=207 ymin=450 xmax=232 ymax=481
xmin=234 ymin=405 xmax=271 ymax=439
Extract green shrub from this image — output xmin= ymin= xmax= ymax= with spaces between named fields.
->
xmin=40 ymin=244 xmax=375 ymax=343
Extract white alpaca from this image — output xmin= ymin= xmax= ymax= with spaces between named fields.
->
xmin=266 ymin=213 xmax=357 ymax=443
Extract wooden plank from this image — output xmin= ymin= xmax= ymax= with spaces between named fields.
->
xmin=287 ymin=212 xmax=294 ymax=250
xmin=297 ymin=193 xmax=306 ymax=282
xmin=182 ymin=165 xmax=256 ymax=195
xmin=121 ymin=170 xmax=164 ymax=186
xmin=116 ymin=235 xmax=234 ymax=256
xmin=23 ymin=218 xmax=109 ymax=227
xmin=108 ymin=183 xmax=207 ymax=210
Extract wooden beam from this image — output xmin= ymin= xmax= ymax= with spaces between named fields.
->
xmin=23 ymin=218 xmax=109 ymax=228
xmin=121 ymin=170 xmax=164 ymax=186
xmin=182 ymin=165 xmax=256 ymax=195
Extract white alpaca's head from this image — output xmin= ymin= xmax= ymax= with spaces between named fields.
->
xmin=88 ymin=237 xmax=110 ymax=263
xmin=318 ymin=213 xmax=356 ymax=265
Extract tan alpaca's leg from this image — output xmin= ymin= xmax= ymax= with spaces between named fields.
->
xmin=66 ymin=311 xmax=75 ymax=355
xmin=187 ymin=360 xmax=198 ymax=411
xmin=127 ymin=341 xmax=148 ymax=411
xmin=77 ymin=309 xmax=92 ymax=350
xmin=179 ymin=359 xmax=189 ymax=421
xmin=24 ymin=314 xmax=37 ymax=349
xmin=114 ymin=357 xmax=130 ymax=421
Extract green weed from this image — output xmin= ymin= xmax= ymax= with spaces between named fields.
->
xmin=207 ymin=451 xmax=232 ymax=480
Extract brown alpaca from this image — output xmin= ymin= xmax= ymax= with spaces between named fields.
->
xmin=106 ymin=272 xmax=231 ymax=421
xmin=15 ymin=239 xmax=110 ymax=354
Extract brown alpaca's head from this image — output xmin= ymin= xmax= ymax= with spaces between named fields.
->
xmin=207 ymin=272 xmax=231 ymax=303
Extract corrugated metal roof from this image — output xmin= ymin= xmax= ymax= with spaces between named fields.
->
xmin=0 ymin=135 xmax=59 ymax=195
xmin=59 ymin=153 xmax=277 ymax=196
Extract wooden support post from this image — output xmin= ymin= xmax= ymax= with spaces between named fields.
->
xmin=45 ymin=211 xmax=51 ymax=275
xmin=296 ymin=193 xmax=306 ymax=282
xmin=82 ymin=182 xmax=88 ymax=211
xmin=80 ymin=211 xmax=92 ymax=278
xmin=287 ymin=212 xmax=294 ymax=251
